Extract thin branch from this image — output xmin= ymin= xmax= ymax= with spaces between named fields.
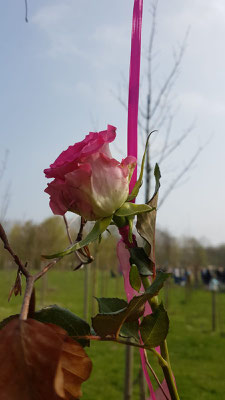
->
xmin=151 ymin=28 xmax=190 ymax=119
xmin=63 ymin=215 xmax=93 ymax=270
xmin=8 ymin=268 xmax=22 ymax=301
xmin=152 ymin=83 xmax=179 ymax=131
xmin=76 ymin=217 xmax=86 ymax=242
xmin=144 ymin=349 xmax=170 ymax=400
xmin=153 ymin=101 xmax=172 ymax=132
xmin=0 ymin=149 xmax=9 ymax=181
xmin=159 ymin=121 xmax=195 ymax=164
xmin=35 ymin=218 xmax=92 ymax=279
xmin=19 ymin=276 xmax=35 ymax=320
xmin=25 ymin=0 xmax=28 ymax=23
xmin=0 ymin=181 xmax=11 ymax=222
xmin=157 ymin=115 xmax=173 ymax=164
xmin=74 ymin=334 xmax=168 ymax=366
xmin=159 ymin=145 xmax=203 ymax=208
xmin=34 ymin=259 xmax=59 ymax=282
xmin=63 ymin=215 xmax=83 ymax=266
xmin=148 ymin=0 xmax=158 ymax=63
xmin=111 ymin=88 xmax=146 ymax=133
xmin=146 ymin=0 xmax=158 ymax=121
xmin=63 ymin=214 xmax=73 ymax=244
xmin=0 ymin=223 xmax=30 ymax=277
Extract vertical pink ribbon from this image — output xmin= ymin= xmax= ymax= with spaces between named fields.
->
xmin=127 ymin=0 xmax=143 ymax=192
xmin=117 ymin=241 xmax=156 ymax=400
xmin=122 ymin=2 xmax=156 ymax=398
xmin=119 ymin=3 xmax=172 ymax=399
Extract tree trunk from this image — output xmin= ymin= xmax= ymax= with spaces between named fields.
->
xmin=212 ymin=290 xmax=216 ymax=331
xmin=91 ymin=248 xmax=98 ymax=316
xmin=145 ymin=94 xmax=151 ymax=203
xmin=139 ymin=366 xmax=146 ymax=400
xmin=40 ymin=272 xmax=48 ymax=307
xmin=124 ymin=344 xmax=133 ymax=400
xmin=83 ymin=267 xmax=89 ymax=321
xmin=164 ymin=278 xmax=169 ymax=310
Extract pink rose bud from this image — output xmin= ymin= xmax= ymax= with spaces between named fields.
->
xmin=44 ymin=125 xmax=136 ymax=221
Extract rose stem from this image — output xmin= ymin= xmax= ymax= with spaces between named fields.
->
xmin=141 ymin=275 xmax=180 ymax=400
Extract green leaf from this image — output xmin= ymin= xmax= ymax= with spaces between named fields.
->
xmin=92 ymin=313 xmax=125 ymax=337
xmin=129 ymin=264 xmax=141 ymax=292
xmin=127 ymin=132 xmax=155 ymax=201
xmin=42 ymin=215 xmax=112 ymax=259
xmin=129 ymin=247 xmax=153 ymax=276
xmin=92 ymin=295 xmax=146 ymax=337
xmin=140 ymin=303 xmax=169 ymax=348
xmin=95 ymin=297 xmax=128 ymax=314
xmin=95 ymin=297 xmax=140 ymax=341
xmin=115 ymin=202 xmax=154 ymax=218
xmin=120 ymin=321 xmax=140 ymax=341
xmin=136 ymin=164 xmax=161 ymax=263
xmin=124 ymin=296 xmax=146 ymax=322
xmin=152 ymin=163 xmax=161 ymax=198
xmin=92 ymin=272 xmax=169 ymax=338
xmin=145 ymin=271 xmax=170 ymax=296
xmin=34 ymin=305 xmax=91 ymax=347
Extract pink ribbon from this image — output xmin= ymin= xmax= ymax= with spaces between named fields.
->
xmin=121 ymin=1 xmax=161 ymax=398
xmin=127 ymin=0 xmax=143 ymax=192
xmin=119 ymin=3 xmax=173 ymax=398
xmin=117 ymin=241 xmax=156 ymax=400
xmin=126 ymin=1 xmax=156 ymax=398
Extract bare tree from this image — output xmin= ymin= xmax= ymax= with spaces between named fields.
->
xmin=116 ymin=0 xmax=203 ymax=205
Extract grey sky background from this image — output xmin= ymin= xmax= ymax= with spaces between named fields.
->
xmin=0 ymin=0 xmax=224 ymax=245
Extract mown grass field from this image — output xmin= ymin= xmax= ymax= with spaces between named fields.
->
xmin=0 ymin=268 xmax=225 ymax=400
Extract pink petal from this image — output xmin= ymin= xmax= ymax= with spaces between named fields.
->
xmin=44 ymin=125 xmax=116 ymax=180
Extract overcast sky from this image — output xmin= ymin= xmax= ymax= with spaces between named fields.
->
xmin=0 ymin=0 xmax=224 ymax=246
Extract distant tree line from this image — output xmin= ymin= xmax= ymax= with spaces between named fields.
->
xmin=0 ymin=217 xmax=224 ymax=279
xmin=0 ymin=217 xmax=119 ymax=274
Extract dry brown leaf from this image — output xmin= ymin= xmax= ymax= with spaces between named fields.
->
xmin=8 ymin=270 xmax=22 ymax=301
xmin=50 ymin=324 xmax=92 ymax=400
xmin=0 ymin=318 xmax=64 ymax=400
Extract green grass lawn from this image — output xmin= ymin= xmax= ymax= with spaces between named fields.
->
xmin=0 ymin=268 xmax=225 ymax=399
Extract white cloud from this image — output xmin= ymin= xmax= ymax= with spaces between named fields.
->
xmin=178 ymin=91 xmax=225 ymax=118
xmin=32 ymin=2 xmax=83 ymax=58
xmin=32 ymin=2 xmax=76 ymax=30
xmin=92 ymin=23 xmax=130 ymax=49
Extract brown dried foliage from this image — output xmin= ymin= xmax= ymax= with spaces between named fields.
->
xmin=0 ymin=319 xmax=92 ymax=400
xmin=50 ymin=324 xmax=92 ymax=400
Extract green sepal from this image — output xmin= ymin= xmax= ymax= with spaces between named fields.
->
xmin=115 ymin=202 xmax=154 ymax=218
xmin=136 ymin=163 xmax=161 ymax=261
xmin=127 ymin=131 xmax=155 ymax=202
xmin=112 ymin=215 xmax=127 ymax=228
xmin=129 ymin=247 xmax=153 ymax=276
xmin=140 ymin=303 xmax=169 ymax=348
xmin=152 ymin=163 xmax=161 ymax=197
xmin=129 ymin=264 xmax=142 ymax=292
xmin=42 ymin=215 xmax=112 ymax=259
